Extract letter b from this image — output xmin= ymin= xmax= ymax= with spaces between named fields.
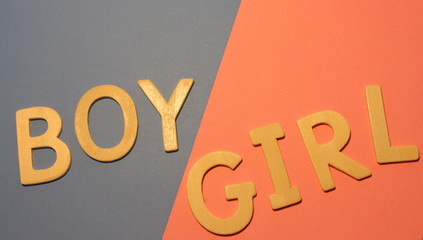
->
xmin=16 ymin=107 xmax=71 ymax=185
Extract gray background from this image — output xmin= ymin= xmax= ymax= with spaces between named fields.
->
xmin=0 ymin=1 xmax=240 ymax=239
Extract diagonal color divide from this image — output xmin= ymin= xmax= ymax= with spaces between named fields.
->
xmin=164 ymin=0 xmax=423 ymax=239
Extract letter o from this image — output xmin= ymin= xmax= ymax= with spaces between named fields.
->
xmin=75 ymin=85 xmax=138 ymax=162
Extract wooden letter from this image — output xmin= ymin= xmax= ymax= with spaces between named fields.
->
xmin=250 ymin=123 xmax=301 ymax=210
xmin=75 ymin=85 xmax=138 ymax=162
xmin=138 ymin=78 xmax=194 ymax=152
xmin=187 ymin=151 xmax=256 ymax=235
xmin=16 ymin=107 xmax=71 ymax=185
xmin=297 ymin=111 xmax=371 ymax=191
xmin=365 ymin=85 xmax=419 ymax=164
